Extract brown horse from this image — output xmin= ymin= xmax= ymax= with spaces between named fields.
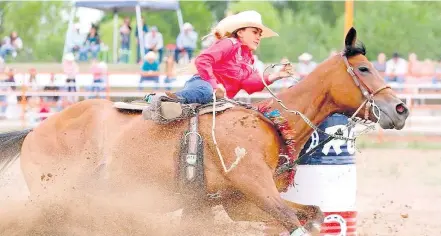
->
xmin=0 ymin=28 xmax=408 ymax=235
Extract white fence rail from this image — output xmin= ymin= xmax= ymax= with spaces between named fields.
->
xmin=0 ymin=74 xmax=440 ymax=135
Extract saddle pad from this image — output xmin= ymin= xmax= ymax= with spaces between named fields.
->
xmin=113 ymin=100 xmax=235 ymax=115
xmin=113 ymin=101 xmax=148 ymax=111
xmin=198 ymin=102 xmax=235 ymax=115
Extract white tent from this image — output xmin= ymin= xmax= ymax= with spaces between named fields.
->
xmin=64 ymin=0 xmax=184 ymax=63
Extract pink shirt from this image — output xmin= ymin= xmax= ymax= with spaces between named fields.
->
xmin=194 ymin=38 xmax=272 ymax=99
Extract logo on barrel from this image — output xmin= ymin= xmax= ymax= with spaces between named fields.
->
xmin=307 ymin=125 xmax=356 ymax=156
xmin=321 ymin=211 xmax=357 ymax=236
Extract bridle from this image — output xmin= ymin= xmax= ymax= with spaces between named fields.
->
xmin=260 ymin=52 xmax=392 ymax=142
xmin=341 ymin=53 xmax=391 ymax=121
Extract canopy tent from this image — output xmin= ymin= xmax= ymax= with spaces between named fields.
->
xmin=63 ymin=0 xmax=184 ymax=63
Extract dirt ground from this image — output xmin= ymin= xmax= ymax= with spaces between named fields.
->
xmin=0 ymin=148 xmax=440 ymax=236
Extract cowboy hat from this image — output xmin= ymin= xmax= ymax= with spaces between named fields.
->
xmin=215 ymin=10 xmax=278 ymax=38
xmin=298 ymin=52 xmax=313 ymax=61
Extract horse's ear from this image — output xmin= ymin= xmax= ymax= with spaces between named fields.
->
xmin=345 ymin=27 xmax=357 ymax=47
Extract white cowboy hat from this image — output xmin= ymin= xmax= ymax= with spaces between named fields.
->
xmin=183 ymin=22 xmax=193 ymax=30
xmin=63 ymin=53 xmax=75 ymax=61
xmin=298 ymin=52 xmax=313 ymax=61
xmin=215 ymin=10 xmax=278 ymax=38
xmin=145 ymin=51 xmax=157 ymax=61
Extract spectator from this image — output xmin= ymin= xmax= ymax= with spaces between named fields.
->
xmin=407 ymin=53 xmax=422 ymax=77
xmin=79 ymin=25 xmax=101 ymax=61
xmin=0 ymin=56 xmax=4 ymax=72
xmin=62 ymin=53 xmax=79 ymax=102
xmin=69 ymin=23 xmax=85 ymax=56
xmin=164 ymin=56 xmax=176 ymax=91
xmin=119 ymin=17 xmax=132 ymax=64
xmin=373 ymin=53 xmax=387 ymax=76
xmin=0 ymin=67 xmax=7 ymax=116
xmin=43 ymin=73 xmax=62 ymax=111
xmin=433 ymin=57 xmax=441 ymax=85
xmin=135 ymin=17 xmax=149 ymax=63
xmin=139 ymin=51 xmax=160 ymax=91
xmin=421 ymin=59 xmax=434 ymax=77
xmin=296 ymin=52 xmax=317 ymax=81
xmin=0 ymin=31 xmax=23 ymax=59
xmin=385 ymin=52 xmax=407 ymax=84
xmin=89 ymin=61 xmax=107 ymax=98
xmin=144 ymin=26 xmax=164 ymax=64
xmin=174 ymin=22 xmax=198 ymax=63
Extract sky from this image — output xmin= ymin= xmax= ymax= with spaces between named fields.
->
xmin=75 ymin=7 xmax=104 ymax=33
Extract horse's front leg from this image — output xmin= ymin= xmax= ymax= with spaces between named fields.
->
xmin=223 ymin=197 xmax=324 ymax=235
xmin=222 ymin=157 xmax=315 ymax=235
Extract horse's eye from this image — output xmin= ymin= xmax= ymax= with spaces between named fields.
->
xmin=359 ymin=67 xmax=369 ymax=73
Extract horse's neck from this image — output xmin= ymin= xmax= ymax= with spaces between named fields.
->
xmin=274 ymin=70 xmax=337 ymax=153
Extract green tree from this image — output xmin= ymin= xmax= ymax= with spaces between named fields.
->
xmin=1 ymin=1 xmax=70 ymax=61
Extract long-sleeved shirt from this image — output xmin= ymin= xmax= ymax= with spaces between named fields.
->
xmin=176 ymin=31 xmax=198 ymax=49
xmin=194 ymin=38 xmax=272 ymax=98
xmin=144 ymin=32 xmax=163 ymax=49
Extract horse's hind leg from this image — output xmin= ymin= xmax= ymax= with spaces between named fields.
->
xmin=223 ymin=197 xmax=324 ymax=235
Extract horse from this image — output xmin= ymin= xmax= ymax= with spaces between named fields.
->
xmin=0 ymin=28 xmax=408 ymax=235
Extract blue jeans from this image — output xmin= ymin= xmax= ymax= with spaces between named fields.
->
xmin=175 ymin=75 xmax=213 ymax=104
xmin=79 ymin=44 xmax=100 ymax=61
xmin=384 ymin=76 xmax=405 ymax=84
xmin=174 ymin=47 xmax=194 ymax=63
xmin=119 ymin=42 xmax=130 ymax=63
xmin=139 ymin=76 xmax=159 ymax=91
xmin=164 ymin=76 xmax=175 ymax=91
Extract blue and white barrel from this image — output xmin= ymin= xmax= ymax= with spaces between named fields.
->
xmin=281 ymin=113 xmax=357 ymax=236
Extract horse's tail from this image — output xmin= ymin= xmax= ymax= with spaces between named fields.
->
xmin=0 ymin=128 xmax=32 ymax=174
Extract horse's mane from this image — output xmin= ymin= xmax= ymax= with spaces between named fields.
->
xmin=343 ymin=41 xmax=366 ymax=57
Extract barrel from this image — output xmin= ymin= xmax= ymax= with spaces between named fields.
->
xmin=280 ymin=113 xmax=357 ymax=236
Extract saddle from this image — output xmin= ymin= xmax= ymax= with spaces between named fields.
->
xmin=113 ymin=93 xmax=235 ymax=124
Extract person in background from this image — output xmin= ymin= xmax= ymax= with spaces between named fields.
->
xmin=433 ymin=57 xmax=441 ymax=85
xmin=372 ymin=53 xmax=387 ymax=77
xmin=89 ymin=61 xmax=107 ymax=98
xmin=174 ymin=22 xmax=198 ymax=63
xmin=0 ymin=31 xmax=23 ymax=59
xmin=296 ymin=52 xmax=317 ymax=81
xmin=164 ymin=56 xmax=176 ymax=91
xmin=139 ymin=51 xmax=160 ymax=91
xmin=144 ymin=26 xmax=164 ymax=64
xmin=62 ymin=53 xmax=79 ymax=103
xmin=119 ymin=17 xmax=132 ymax=64
xmin=385 ymin=52 xmax=408 ymax=84
xmin=79 ymin=25 xmax=101 ymax=61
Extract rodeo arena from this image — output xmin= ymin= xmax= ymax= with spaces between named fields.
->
xmin=0 ymin=1 xmax=440 ymax=236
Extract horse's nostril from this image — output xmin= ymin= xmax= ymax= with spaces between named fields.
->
xmin=396 ymin=104 xmax=407 ymax=115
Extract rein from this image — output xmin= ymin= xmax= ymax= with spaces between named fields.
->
xmin=261 ymin=53 xmax=391 ymax=176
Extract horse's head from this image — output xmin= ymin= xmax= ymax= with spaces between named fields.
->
xmin=327 ymin=27 xmax=409 ymax=130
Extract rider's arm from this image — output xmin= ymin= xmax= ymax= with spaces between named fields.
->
xmin=194 ymin=39 xmax=236 ymax=89
xmin=241 ymin=67 xmax=273 ymax=94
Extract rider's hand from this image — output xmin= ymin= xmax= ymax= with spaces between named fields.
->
xmin=215 ymin=84 xmax=226 ymax=99
xmin=279 ymin=61 xmax=294 ymax=77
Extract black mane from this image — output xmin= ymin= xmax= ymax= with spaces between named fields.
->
xmin=343 ymin=41 xmax=366 ymax=57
